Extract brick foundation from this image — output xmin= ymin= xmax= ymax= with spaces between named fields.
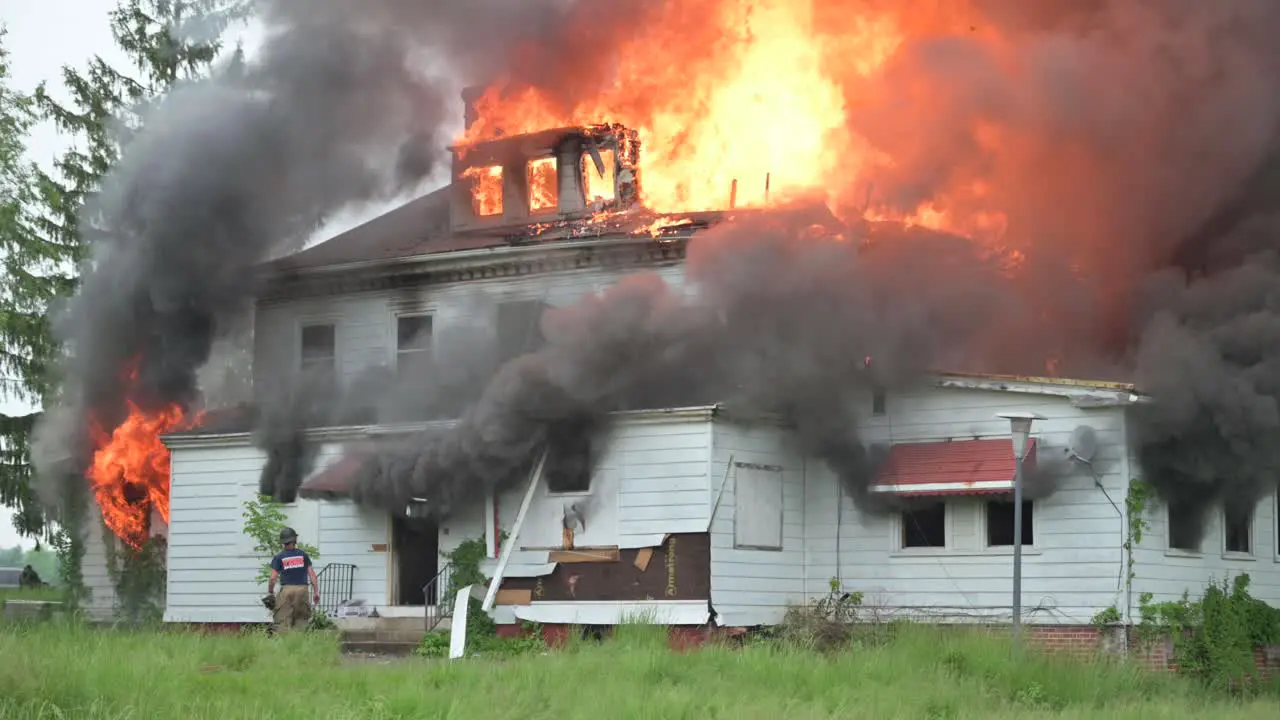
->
xmin=494 ymin=622 xmax=1280 ymax=677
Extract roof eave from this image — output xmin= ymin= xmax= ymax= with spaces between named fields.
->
xmin=931 ymin=373 xmax=1148 ymax=407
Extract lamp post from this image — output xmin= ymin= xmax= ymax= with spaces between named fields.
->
xmin=996 ymin=411 xmax=1045 ymax=647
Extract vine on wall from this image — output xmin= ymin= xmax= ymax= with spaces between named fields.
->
xmin=1122 ymin=480 xmax=1151 ymax=600
xmin=51 ymin=488 xmax=88 ymax=610
xmin=103 ymin=527 xmax=168 ymax=625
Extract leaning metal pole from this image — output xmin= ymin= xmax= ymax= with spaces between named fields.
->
xmin=1011 ymin=453 xmax=1025 ymax=647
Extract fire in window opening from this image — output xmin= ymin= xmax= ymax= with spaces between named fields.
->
xmin=527 ymin=156 xmax=558 ymax=212
xmin=581 ymin=147 xmax=616 ymax=206
xmin=463 ymin=164 xmax=503 ymax=216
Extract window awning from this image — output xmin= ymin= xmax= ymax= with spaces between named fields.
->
xmin=297 ymin=453 xmax=367 ymax=499
xmin=870 ymin=438 xmax=1037 ymax=496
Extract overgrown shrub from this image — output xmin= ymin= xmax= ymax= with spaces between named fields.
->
xmin=777 ymin=577 xmax=866 ymax=651
xmin=1138 ymin=573 xmax=1280 ymax=694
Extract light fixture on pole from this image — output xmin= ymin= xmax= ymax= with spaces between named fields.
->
xmin=996 ymin=411 xmax=1045 ymax=648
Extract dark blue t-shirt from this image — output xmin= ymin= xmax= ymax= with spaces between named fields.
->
xmin=271 ymin=548 xmax=312 ymax=586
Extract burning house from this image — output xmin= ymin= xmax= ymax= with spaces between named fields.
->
xmin=41 ymin=2 xmax=1280 ymax=646
xmin=67 ymin=96 xmax=1276 ymax=635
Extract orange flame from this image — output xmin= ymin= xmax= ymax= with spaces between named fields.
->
xmin=462 ymin=1 xmax=1009 ymax=245
xmin=87 ymin=371 xmax=203 ymax=549
xmin=527 ymin=157 xmax=559 ymax=213
xmin=463 ymin=164 xmax=504 ymax=216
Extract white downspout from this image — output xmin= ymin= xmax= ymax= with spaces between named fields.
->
xmin=481 ymin=450 xmax=548 ymax=613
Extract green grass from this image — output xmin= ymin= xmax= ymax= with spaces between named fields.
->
xmin=0 ymin=587 xmax=62 ymax=606
xmin=0 ymin=621 xmax=1276 ymax=719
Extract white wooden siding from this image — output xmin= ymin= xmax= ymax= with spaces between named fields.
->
xmin=81 ymin=505 xmax=118 ymax=620
xmin=804 ymin=386 xmax=1132 ymax=625
xmin=254 ymin=264 xmax=686 ymax=392
xmin=1131 ymin=478 xmax=1280 ymax=610
xmin=443 ymin=413 xmax=714 ymax=586
xmin=709 ymin=420 xmax=806 ymax=626
xmin=163 ymin=440 xmax=388 ymax=623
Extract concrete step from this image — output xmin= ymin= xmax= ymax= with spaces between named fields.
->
xmin=341 ymin=629 xmax=430 ymax=644
xmin=340 ymin=640 xmax=420 ymax=657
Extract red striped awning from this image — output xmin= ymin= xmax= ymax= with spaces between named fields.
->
xmin=298 ymin=453 xmax=367 ymax=498
xmin=870 ymin=438 xmax=1037 ymax=496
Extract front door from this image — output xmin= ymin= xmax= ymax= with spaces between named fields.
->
xmin=391 ymin=513 xmax=439 ymax=605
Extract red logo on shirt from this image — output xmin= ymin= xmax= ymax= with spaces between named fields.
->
xmin=281 ymin=556 xmax=305 ymax=570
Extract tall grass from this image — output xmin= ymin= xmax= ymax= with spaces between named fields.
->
xmin=0 ymin=587 xmax=62 ymax=606
xmin=0 ymin=621 xmax=1275 ymax=719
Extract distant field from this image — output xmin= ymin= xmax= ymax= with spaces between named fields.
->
xmin=0 ymin=622 xmax=1276 ymax=719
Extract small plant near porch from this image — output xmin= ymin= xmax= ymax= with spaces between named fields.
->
xmin=241 ymin=494 xmax=320 ymax=585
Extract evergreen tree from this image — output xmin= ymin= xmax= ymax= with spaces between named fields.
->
xmin=0 ymin=27 xmax=46 ymax=540
xmin=0 ymin=3 xmax=246 ymax=554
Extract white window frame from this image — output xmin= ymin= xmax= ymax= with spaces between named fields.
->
xmin=392 ymin=312 xmax=434 ymax=373
xmin=1274 ymin=493 xmax=1280 ymax=563
xmin=981 ymin=498 xmax=1035 ymax=550
xmin=1221 ymin=502 xmax=1256 ymax=559
xmin=732 ymin=462 xmax=785 ymax=551
xmin=1165 ymin=501 xmax=1203 ymax=556
xmin=297 ymin=317 xmax=339 ymax=377
xmin=894 ymin=500 xmax=950 ymax=553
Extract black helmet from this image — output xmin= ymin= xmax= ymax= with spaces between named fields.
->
xmin=279 ymin=527 xmax=298 ymax=544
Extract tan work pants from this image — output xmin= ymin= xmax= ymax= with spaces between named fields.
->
xmin=273 ymin=585 xmax=312 ymax=631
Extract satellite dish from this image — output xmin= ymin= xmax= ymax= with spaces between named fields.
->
xmin=1068 ymin=425 xmax=1098 ymax=463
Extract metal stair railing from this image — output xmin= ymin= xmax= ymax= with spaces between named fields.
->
xmin=315 ymin=562 xmax=356 ymax=616
xmin=423 ymin=562 xmax=453 ymax=631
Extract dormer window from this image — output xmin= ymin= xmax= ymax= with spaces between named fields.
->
xmin=581 ymin=147 xmax=616 ymax=206
xmin=463 ymin=165 xmax=503 ymax=217
xmin=527 ymin=157 xmax=558 ymax=213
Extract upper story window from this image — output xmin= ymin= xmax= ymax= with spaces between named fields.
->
xmin=1224 ymin=502 xmax=1254 ymax=555
xmin=527 ymin=157 xmax=558 ymax=213
xmin=396 ymin=314 xmax=433 ymax=378
xmin=300 ymin=323 xmax=336 ymax=377
xmin=871 ymin=385 xmax=886 ymax=415
xmin=464 ymin=165 xmax=503 ymax=217
xmin=581 ymin=147 xmax=616 ymax=205
xmin=496 ymin=300 xmax=548 ymax=365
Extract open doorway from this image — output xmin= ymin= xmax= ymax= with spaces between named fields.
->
xmin=392 ymin=513 xmax=439 ymax=606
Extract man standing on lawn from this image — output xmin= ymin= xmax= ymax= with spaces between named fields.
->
xmin=267 ymin=527 xmax=320 ymax=631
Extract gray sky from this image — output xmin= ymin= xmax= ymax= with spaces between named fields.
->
xmin=1 ymin=1 xmax=122 ymax=550
xmin=0 ymin=2 xmax=434 ymax=550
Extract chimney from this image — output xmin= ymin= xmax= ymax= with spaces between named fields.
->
xmin=461 ymin=86 xmax=484 ymax=131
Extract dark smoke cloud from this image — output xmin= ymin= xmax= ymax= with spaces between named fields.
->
xmin=830 ymin=0 xmax=1280 ymax=534
xmin=30 ymin=0 xmax=624 ymax=510
xmin=272 ymin=206 xmax=1019 ymax=515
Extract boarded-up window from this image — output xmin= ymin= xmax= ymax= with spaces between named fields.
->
xmin=733 ymin=463 xmax=784 ymax=550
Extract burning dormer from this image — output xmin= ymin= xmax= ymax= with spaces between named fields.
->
xmin=450 ymin=106 xmax=641 ymax=234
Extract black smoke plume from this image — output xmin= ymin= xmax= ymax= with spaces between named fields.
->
xmin=30 ymin=0 xmax=634 ymax=516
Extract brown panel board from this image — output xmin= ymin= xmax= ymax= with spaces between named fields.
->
xmin=502 ymin=533 xmax=710 ymax=601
